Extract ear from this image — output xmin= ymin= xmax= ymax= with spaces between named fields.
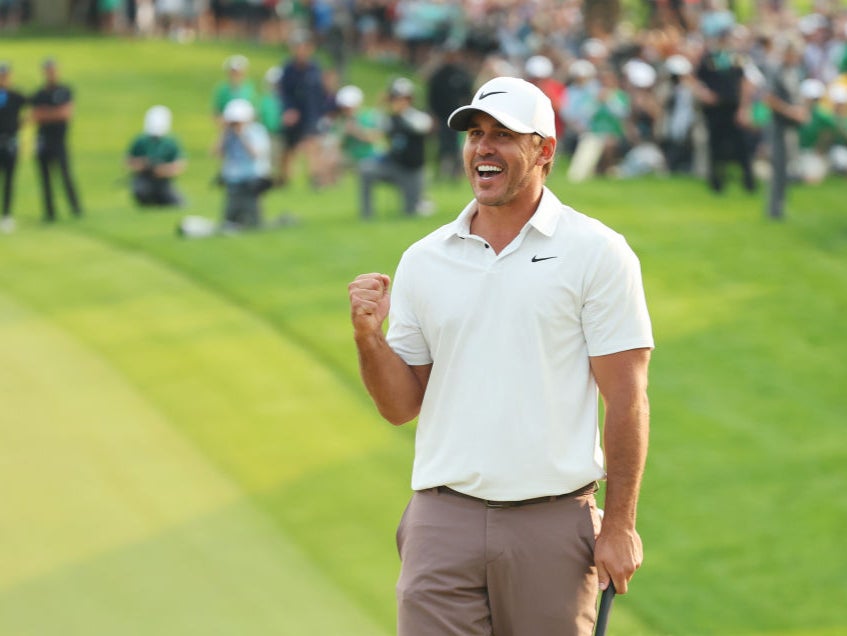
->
xmin=537 ymin=137 xmax=556 ymax=166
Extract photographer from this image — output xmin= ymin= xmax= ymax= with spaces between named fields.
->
xmin=126 ymin=105 xmax=186 ymax=207
xmin=358 ymin=77 xmax=433 ymax=219
xmin=214 ymin=98 xmax=271 ymax=230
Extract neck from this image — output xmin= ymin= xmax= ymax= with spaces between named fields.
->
xmin=471 ymin=186 xmax=544 ymax=254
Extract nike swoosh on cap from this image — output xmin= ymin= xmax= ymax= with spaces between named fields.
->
xmin=531 ymin=255 xmax=558 ymax=262
xmin=478 ymin=90 xmax=507 ymax=100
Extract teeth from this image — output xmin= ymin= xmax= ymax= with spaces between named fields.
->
xmin=478 ymin=165 xmax=502 ymax=173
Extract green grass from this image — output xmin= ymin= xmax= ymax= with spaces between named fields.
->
xmin=1 ymin=35 xmax=846 ymax=635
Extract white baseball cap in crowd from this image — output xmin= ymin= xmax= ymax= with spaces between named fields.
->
xmin=799 ymin=78 xmax=825 ymax=100
xmin=223 ymin=98 xmax=255 ymax=123
xmin=223 ymin=54 xmax=249 ymax=72
xmin=829 ymin=84 xmax=847 ymax=105
xmin=144 ymin=105 xmax=172 ymax=136
xmin=264 ymin=65 xmax=282 ymax=85
xmin=569 ymin=59 xmax=597 ymax=80
xmin=624 ymin=59 xmax=657 ymax=88
xmin=525 ymin=55 xmax=554 ymax=79
xmin=830 ymin=145 xmax=847 ymax=171
xmin=798 ymin=13 xmax=827 ymax=36
xmin=581 ymin=38 xmax=608 ymax=59
xmin=448 ymin=76 xmax=556 ymax=139
xmin=336 ymin=85 xmax=364 ymax=109
xmin=388 ymin=76 xmax=416 ymax=99
xmin=665 ymin=54 xmax=693 ymax=76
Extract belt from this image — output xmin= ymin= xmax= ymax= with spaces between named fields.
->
xmin=434 ymin=482 xmax=597 ymax=509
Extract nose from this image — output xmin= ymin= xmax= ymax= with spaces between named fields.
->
xmin=474 ymin=132 xmax=496 ymax=156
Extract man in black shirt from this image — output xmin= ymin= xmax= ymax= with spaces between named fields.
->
xmin=0 ymin=62 xmax=27 ymax=233
xmin=427 ymin=43 xmax=473 ymax=180
xmin=31 ymin=58 xmax=83 ymax=221
xmin=358 ymin=77 xmax=433 ymax=219
xmin=694 ymin=31 xmax=757 ymax=193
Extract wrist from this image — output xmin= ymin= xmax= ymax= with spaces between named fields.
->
xmin=354 ymin=326 xmax=387 ymax=349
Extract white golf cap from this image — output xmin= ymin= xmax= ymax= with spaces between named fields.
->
xmin=143 ymin=105 xmax=172 ymax=136
xmin=829 ymin=84 xmax=847 ymax=104
xmin=336 ymin=84 xmax=364 ymax=109
xmin=624 ymin=60 xmax=657 ymax=88
xmin=223 ymin=98 xmax=254 ymax=123
xmin=388 ymin=76 xmax=415 ymax=98
xmin=799 ymin=78 xmax=825 ymax=100
xmin=798 ymin=13 xmax=827 ymax=35
xmin=569 ymin=59 xmax=597 ymax=79
xmin=665 ymin=54 xmax=693 ymax=76
xmin=525 ymin=55 xmax=554 ymax=79
xmin=264 ymin=65 xmax=282 ymax=85
xmin=223 ymin=54 xmax=249 ymax=72
xmin=830 ymin=145 xmax=847 ymax=171
xmin=581 ymin=38 xmax=608 ymax=59
xmin=448 ymin=76 xmax=556 ymax=139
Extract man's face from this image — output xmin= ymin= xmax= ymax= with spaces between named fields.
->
xmin=462 ymin=112 xmax=552 ymax=208
xmin=293 ymin=42 xmax=313 ymax=63
xmin=229 ymin=67 xmax=245 ymax=85
xmin=44 ymin=65 xmax=58 ymax=84
xmin=388 ymin=94 xmax=410 ymax=113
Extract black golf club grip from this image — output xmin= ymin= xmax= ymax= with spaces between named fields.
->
xmin=594 ymin=581 xmax=616 ymax=636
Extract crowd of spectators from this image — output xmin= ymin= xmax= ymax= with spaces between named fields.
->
xmin=267 ymin=1 xmax=845 ymax=207
xmin=5 ymin=1 xmax=847 ymax=228
xmin=110 ymin=1 xmax=845 ymax=196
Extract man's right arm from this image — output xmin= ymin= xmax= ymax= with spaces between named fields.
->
xmin=348 ymin=273 xmax=431 ymax=425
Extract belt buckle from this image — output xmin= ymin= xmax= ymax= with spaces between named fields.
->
xmin=484 ymin=499 xmax=513 ymax=509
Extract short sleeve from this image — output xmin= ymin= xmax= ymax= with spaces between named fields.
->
xmin=581 ymin=234 xmax=654 ymax=357
xmin=386 ymin=253 xmax=433 ymax=366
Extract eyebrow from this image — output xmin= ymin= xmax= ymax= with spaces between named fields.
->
xmin=466 ymin=116 xmax=511 ymax=132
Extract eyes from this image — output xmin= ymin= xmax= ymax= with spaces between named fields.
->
xmin=466 ymin=128 xmax=515 ymax=141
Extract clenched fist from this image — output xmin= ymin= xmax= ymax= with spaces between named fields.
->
xmin=348 ymin=273 xmax=391 ymax=340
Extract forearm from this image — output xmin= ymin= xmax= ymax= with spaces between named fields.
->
xmin=355 ymin=330 xmax=427 ymax=425
xmin=602 ymin=393 xmax=649 ymax=530
xmin=766 ymin=96 xmax=809 ymax=125
xmin=126 ymin=157 xmax=148 ymax=173
xmin=33 ymin=104 xmax=72 ymax=124
xmin=154 ymin=159 xmax=186 ymax=178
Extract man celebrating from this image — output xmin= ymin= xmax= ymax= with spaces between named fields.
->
xmin=348 ymin=76 xmax=654 ymax=635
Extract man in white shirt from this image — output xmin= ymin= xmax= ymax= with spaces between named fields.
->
xmin=348 ymin=76 xmax=654 ymax=636
xmin=215 ymin=98 xmax=271 ymax=230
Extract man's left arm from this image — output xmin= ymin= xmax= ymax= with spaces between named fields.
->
xmin=590 ymin=346 xmax=651 ymax=595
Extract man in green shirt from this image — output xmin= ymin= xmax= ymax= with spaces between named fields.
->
xmin=126 ymin=105 xmax=187 ymax=207
xmin=212 ymin=55 xmax=257 ymax=126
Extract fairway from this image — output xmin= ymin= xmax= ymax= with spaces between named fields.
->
xmin=1 ymin=35 xmax=845 ymax=635
xmin=0 ymin=229 xmax=393 ymax=635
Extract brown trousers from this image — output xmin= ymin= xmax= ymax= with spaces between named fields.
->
xmin=396 ymin=487 xmax=602 ymax=636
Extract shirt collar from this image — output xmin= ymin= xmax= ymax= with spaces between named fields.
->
xmin=448 ymin=186 xmax=562 ymax=240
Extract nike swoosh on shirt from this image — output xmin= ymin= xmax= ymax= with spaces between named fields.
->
xmin=531 ymin=255 xmax=558 ymax=262
xmin=478 ymin=91 xmax=507 ymax=100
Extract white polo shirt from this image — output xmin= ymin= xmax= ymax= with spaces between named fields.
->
xmin=386 ymin=187 xmax=654 ymax=501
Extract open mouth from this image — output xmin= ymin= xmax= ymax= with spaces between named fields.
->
xmin=476 ymin=164 xmax=503 ymax=180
